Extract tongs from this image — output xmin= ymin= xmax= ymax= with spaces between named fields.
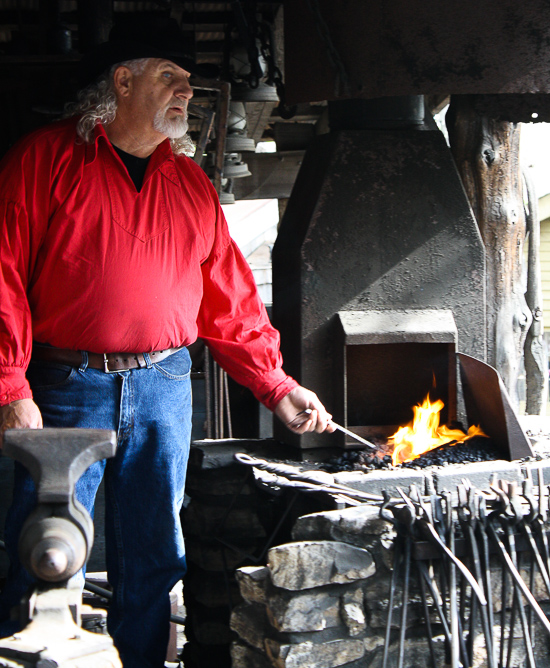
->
xmin=288 ymin=409 xmax=377 ymax=450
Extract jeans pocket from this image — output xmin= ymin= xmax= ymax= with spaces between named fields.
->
xmin=152 ymin=348 xmax=191 ymax=380
xmin=26 ymin=362 xmax=77 ymax=389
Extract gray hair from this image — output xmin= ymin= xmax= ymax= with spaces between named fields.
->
xmin=64 ymin=58 xmax=195 ymax=156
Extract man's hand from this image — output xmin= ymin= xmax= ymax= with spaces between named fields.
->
xmin=273 ymin=386 xmax=336 ymax=435
xmin=0 ymin=398 xmax=43 ymax=446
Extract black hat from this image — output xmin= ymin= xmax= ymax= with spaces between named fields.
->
xmin=79 ymin=14 xmax=219 ymax=88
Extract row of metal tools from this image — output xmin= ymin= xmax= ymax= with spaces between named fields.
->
xmin=234 ymin=455 xmax=550 ymax=668
xmin=381 ymin=474 xmax=550 ymax=668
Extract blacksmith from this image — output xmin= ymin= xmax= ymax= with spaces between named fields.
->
xmin=0 ymin=16 xmax=333 ymax=668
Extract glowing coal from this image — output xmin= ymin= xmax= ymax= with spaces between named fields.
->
xmin=389 ymin=394 xmax=487 ymax=465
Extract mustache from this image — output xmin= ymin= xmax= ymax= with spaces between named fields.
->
xmin=165 ymin=99 xmax=188 ymax=114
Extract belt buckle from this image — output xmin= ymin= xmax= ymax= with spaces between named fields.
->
xmin=103 ymin=353 xmax=118 ymax=374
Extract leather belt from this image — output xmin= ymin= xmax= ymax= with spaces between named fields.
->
xmin=31 ymin=345 xmax=183 ymax=373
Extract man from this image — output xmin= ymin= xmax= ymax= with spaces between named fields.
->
xmin=0 ymin=16 xmax=333 ymax=668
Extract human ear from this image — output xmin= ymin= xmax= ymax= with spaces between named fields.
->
xmin=113 ymin=66 xmax=133 ymax=98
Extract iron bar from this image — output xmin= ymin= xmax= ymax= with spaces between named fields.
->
xmin=417 ymin=563 xmax=438 ymax=668
xmin=382 ymin=537 xmax=402 ymax=668
xmin=397 ymin=535 xmax=411 ymax=668
xmin=83 ymin=581 xmax=186 ymax=626
xmin=223 ymin=370 xmax=233 ymax=439
xmin=487 ymin=523 xmax=550 ymax=634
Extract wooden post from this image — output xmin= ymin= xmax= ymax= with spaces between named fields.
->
xmin=446 ymin=95 xmax=532 ymax=406
xmin=523 ymin=169 xmax=548 ymax=414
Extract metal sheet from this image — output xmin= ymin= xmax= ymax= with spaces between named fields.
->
xmin=285 ymin=0 xmax=550 ymax=103
xmin=272 ymin=127 xmax=486 ymax=448
xmin=458 ymin=353 xmax=533 ymax=461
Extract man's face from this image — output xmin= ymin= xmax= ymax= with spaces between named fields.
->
xmin=124 ymin=58 xmax=194 ymax=140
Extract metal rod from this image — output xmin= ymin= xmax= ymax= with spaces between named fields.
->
xmin=507 ymin=535 xmax=536 ymax=668
xmin=397 ymin=535 xmax=412 ymax=668
xmin=382 ymin=539 xmax=402 ymax=668
xmin=488 ymin=523 xmax=550 ymax=634
xmin=523 ymin=522 xmax=550 ymax=597
xmin=417 ymin=561 xmax=453 ymax=647
xmin=449 ymin=525 xmax=460 ymax=668
xmin=423 ymin=522 xmax=487 ymax=605
xmin=505 ymin=585 xmax=518 ymax=668
xmin=223 ymin=370 xmax=233 ymax=439
xmin=466 ymin=522 xmax=494 ymax=668
xmin=234 ymin=453 xmax=387 ymax=501
xmin=204 ymin=347 xmax=213 ymax=439
xmin=477 ymin=522 xmax=496 ymax=667
xmin=417 ymin=562 xmax=438 ymax=668
xmin=500 ymin=539 xmax=509 ymax=668
xmin=83 ymin=581 xmax=186 ymax=626
xmin=330 ymin=421 xmax=378 ymax=449
xmin=218 ymin=365 xmax=224 ymax=438
xmin=528 ymin=551 xmax=536 ymax=652
xmin=288 ymin=409 xmax=377 ymax=449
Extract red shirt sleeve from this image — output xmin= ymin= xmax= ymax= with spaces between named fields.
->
xmin=0 ymin=145 xmax=49 ymax=405
xmin=196 ymin=198 xmax=298 ymax=411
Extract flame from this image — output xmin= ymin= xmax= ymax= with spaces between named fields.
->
xmin=388 ymin=394 xmax=486 ymax=466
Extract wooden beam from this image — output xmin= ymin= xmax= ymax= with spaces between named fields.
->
xmin=231 ymin=151 xmax=304 ymax=200
xmin=245 ymin=101 xmax=278 ymax=143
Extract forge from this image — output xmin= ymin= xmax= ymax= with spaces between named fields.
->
xmin=182 ymin=30 xmax=550 ymax=668
xmin=272 ymin=96 xmax=488 ymax=451
xmin=270 ymin=96 xmax=533 ymax=470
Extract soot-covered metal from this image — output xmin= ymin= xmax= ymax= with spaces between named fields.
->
xmin=272 ymin=97 xmax=486 ymax=450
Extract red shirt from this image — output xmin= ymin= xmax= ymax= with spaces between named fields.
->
xmin=0 ymin=118 xmax=297 ymax=410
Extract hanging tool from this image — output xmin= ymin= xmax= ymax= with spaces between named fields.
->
xmin=458 ymin=484 xmax=495 ymax=668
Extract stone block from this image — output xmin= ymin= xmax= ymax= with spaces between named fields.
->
xmin=365 ymin=634 xmax=447 ymax=668
xmin=292 ymin=505 xmax=394 ymax=548
xmin=231 ymin=603 xmax=270 ymax=652
xmin=333 ymin=470 xmax=428 ymax=499
xmin=268 ymin=541 xmax=375 ymax=590
xmin=265 ymin=638 xmax=364 ymax=668
xmin=236 ymin=566 xmax=271 ymax=605
xmin=231 ymin=641 xmax=273 ymax=668
xmin=433 ymin=460 xmax=522 ymax=494
xmin=341 ymin=589 xmax=366 ymax=637
xmin=266 ymin=589 xmax=341 ymax=633
xmin=523 ymin=459 xmax=550 ymax=486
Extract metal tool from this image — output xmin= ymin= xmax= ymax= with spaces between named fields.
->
xmin=0 ymin=428 xmax=120 ymax=668
xmin=458 ymin=484 xmax=495 ymax=668
xmin=288 ymin=409 xmax=377 ymax=450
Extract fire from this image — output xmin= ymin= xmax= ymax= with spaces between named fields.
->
xmin=388 ymin=394 xmax=486 ymax=466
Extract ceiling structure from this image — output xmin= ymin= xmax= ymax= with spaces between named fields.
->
xmin=0 ymin=1 xmax=321 ymax=201
xmin=3 ymin=1 xmax=550 ymax=201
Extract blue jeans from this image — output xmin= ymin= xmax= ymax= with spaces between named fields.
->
xmin=0 ymin=348 xmax=193 ymax=668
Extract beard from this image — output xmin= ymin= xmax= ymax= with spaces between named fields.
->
xmin=153 ymin=100 xmax=189 ymax=139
